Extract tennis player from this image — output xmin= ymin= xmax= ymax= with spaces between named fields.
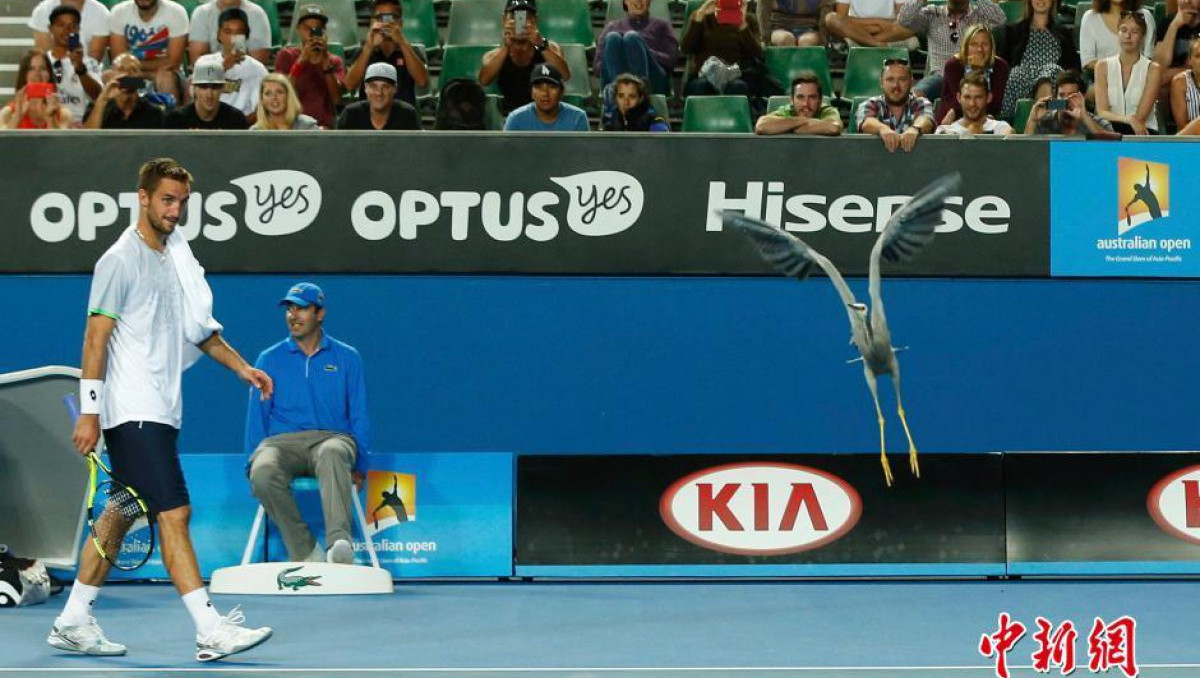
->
xmin=48 ymin=158 xmax=276 ymax=662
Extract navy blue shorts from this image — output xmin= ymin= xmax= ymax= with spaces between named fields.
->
xmin=103 ymin=421 xmax=190 ymax=516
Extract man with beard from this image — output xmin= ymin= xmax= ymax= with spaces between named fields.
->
xmin=164 ymin=54 xmax=247 ymax=128
xmin=273 ymin=5 xmax=345 ymax=128
xmin=245 ymin=282 xmax=373 ymax=565
xmin=934 ymin=71 xmax=1013 ymax=134
xmin=108 ymin=0 xmax=190 ymax=104
xmin=503 ymin=63 xmax=589 ymax=130
xmin=344 ymin=0 xmax=430 ymax=108
xmin=84 ymin=53 xmax=163 ymax=129
xmin=335 ymin=63 xmax=421 ymax=130
xmin=896 ymin=0 xmax=1004 ymax=98
xmin=48 ymin=158 xmax=274 ymax=662
xmin=857 ymin=57 xmax=933 ymax=151
xmin=755 ymin=71 xmax=842 ymax=134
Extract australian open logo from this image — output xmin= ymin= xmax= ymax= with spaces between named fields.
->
xmin=365 ymin=471 xmax=415 ymax=535
xmin=1095 ymin=158 xmax=1188 ymax=261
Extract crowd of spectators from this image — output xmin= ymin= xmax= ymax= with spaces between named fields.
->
xmin=5 ymin=0 xmax=1200 ymax=135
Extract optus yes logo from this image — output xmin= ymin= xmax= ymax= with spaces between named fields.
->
xmin=1147 ymin=465 xmax=1200 ymax=544
xmin=659 ymin=462 xmax=861 ymax=556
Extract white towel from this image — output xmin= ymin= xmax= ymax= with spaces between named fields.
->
xmin=165 ymin=231 xmax=223 ymax=370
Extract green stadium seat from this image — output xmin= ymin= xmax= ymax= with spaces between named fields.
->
xmin=538 ymin=0 xmax=595 ymax=49
xmin=286 ymin=0 xmax=360 ymax=47
xmin=1073 ymin=4 xmax=1090 ymax=50
xmin=446 ymin=0 xmax=506 ymax=46
xmin=764 ymin=46 xmax=834 ymax=101
xmin=847 ymin=95 xmax=871 ymax=133
xmin=401 ymin=0 xmax=441 ymax=52
xmin=765 ymin=94 xmax=790 ymax=113
xmin=485 ymin=93 xmax=506 ymax=129
xmin=438 ymin=44 xmax=500 ymax=94
xmin=559 ymin=43 xmax=593 ymax=100
xmin=682 ymin=95 xmax=753 ymax=132
xmin=604 ymin=0 xmax=673 ymax=25
xmin=249 ymin=0 xmax=285 ymax=48
xmin=177 ymin=0 xmax=202 ymax=17
xmin=1013 ymin=97 xmax=1034 ymax=133
xmin=649 ymin=92 xmax=670 ymax=128
xmin=999 ymin=0 xmax=1025 ymax=22
xmin=841 ymin=46 xmax=909 ymax=100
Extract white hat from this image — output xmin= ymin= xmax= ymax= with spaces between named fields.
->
xmin=192 ymin=54 xmax=226 ymax=86
xmin=364 ymin=62 xmax=397 ymax=84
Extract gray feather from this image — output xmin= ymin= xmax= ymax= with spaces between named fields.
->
xmin=877 ymin=172 xmax=961 ymax=264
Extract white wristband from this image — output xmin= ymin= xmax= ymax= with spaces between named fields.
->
xmin=80 ymin=379 xmax=103 ymax=415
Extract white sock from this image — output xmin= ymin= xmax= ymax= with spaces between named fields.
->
xmin=59 ymin=580 xmax=100 ymax=626
xmin=181 ymin=588 xmax=222 ymax=637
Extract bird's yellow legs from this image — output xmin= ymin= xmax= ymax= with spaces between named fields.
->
xmin=863 ymin=368 xmax=892 ymax=486
xmin=892 ymin=372 xmax=919 ymax=479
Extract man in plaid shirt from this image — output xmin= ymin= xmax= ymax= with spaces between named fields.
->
xmin=856 ymin=57 xmax=934 ymax=152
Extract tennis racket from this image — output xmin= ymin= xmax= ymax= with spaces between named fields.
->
xmin=64 ymin=394 xmax=156 ymax=571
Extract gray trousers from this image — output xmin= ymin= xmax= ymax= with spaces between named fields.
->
xmin=248 ymin=430 xmax=357 ymax=562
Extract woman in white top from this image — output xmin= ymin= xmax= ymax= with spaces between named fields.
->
xmin=1078 ymin=0 xmax=1154 ymax=70
xmin=1095 ymin=11 xmax=1162 ymax=133
xmin=1170 ymin=38 xmax=1200 ymax=133
xmin=251 ymin=73 xmax=320 ymax=130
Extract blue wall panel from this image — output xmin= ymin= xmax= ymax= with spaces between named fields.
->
xmin=3 ymin=275 xmax=1197 ymax=458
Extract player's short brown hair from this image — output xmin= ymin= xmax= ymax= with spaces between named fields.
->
xmin=138 ymin=158 xmax=193 ymax=195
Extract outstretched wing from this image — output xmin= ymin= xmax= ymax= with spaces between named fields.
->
xmin=872 ymin=172 xmax=962 ymax=267
xmin=723 ymin=210 xmax=859 ymax=312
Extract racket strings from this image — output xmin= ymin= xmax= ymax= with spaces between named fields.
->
xmin=93 ymin=482 xmax=149 ymax=563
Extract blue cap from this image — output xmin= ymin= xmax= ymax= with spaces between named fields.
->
xmin=280 ymin=282 xmax=325 ymax=308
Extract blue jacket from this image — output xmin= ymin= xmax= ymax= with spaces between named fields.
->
xmin=245 ymin=333 xmax=371 ymax=476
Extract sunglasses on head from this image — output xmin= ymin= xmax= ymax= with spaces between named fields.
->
xmin=948 ymin=19 xmax=959 ymax=43
xmin=882 ymin=57 xmax=909 ymax=66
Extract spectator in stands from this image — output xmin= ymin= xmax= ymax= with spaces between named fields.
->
xmin=1 ymin=82 xmax=72 ymax=129
xmin=759 ymin=0 xmax=828 ymax=46
xmin=345 ymin=0 xmax=430 ymax=108
xmin=3 ymin=51 xmax=69 ymax=128
xmin=934 ymin=71 xmax=1013 ymax=132
xmin=755 ymin=71 xmax=842 ymax=134
xmin=825 ymin=0 xmax=916 ymax=48
xmin=936 ymin=23 xmax=1009 ymax=122
xmin=336 ymin=63 xmax=421 ymax=130
xmin=188 ymin=0 xmax=272 ymax=66
xmin=44 ymin=5 xmax=103 ymax=125
xmin=898 ymin=0 xmax=1006 ymax=98
xmin=856 ymin=57 xmax=934 ymax=151
xmin=164 ymin=53 xmax=248 ymax=128
xmin=480 ymin=0 xmax=572 ymax=114
xmin=595 ymin=0 xmax=679 ymax=94
xmin=1169 ymin=37 xmax=1200 ymax=131
xmin=681 ymin=0 xmax=763 ymax=96
xmin=504 ymin=63 xmax=590 ymax=130
xmin=1079 ymin=0 xmax=1155 ymax=71
xmin=29 ymin=0 xmax=110 ymax=61
xmin=109 ymin=0 xmax=189 ymax=105
xmin=1154 ymin=0 xmax=1200 ymax=98
xmin=603 ymin=73 xmax=669 ymax=130
xmin=1029 ymin=75 xmax=1055 ymax=100
xmin=208 ymin=7 xmax=267 ymax=121
xmin=274 ymin=5 xmax=344 ymax=129
xmin=83 ymin=53 xmax=164 ymax=128
xmin=1095 ymin=11 xmax=1162 ymax=132
xmin=252 ymin=74 xmax=320 ymax=130
xmin=993 ymin=0 xmax=1080 ymax=119
xmin=1025 ymin=68 xmax=1114 ymax=133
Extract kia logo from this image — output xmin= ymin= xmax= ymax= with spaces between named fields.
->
xmin=1147 ymin=464 xmax=1200 ymax=545
xmin=659 ymin=462 xmax=861 ymax=556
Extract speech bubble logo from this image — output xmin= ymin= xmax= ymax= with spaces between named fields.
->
xmin=229 ymin=170 xmax=322 ymax=236
xmin=549 ymin=171 xmax=644 ymax=237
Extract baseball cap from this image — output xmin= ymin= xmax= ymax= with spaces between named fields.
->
xmin=505 ymin=0 xmax=538 ymax=13
xmin=530 ymin=63 xmax=563 ymax=87
xmin=298 ymin=4 xmax=330 ymax=24
xmin=191 ymin=54 xmax=226 ymax=85
xmin=48 ymin=5 xmax=81 ymax=25
xmin=280 ymin=282 xmax=325 ymax=308
xmin=365 ymin=62 xmax=398 ymax=84
xmin=25 ymin=82 xmax=56 ymax=100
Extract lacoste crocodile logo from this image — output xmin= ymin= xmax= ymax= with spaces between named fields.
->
xmin=276 ymin=565 xmax=322 ymax=591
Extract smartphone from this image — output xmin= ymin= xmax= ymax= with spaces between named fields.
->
xmin=67 ymin=32 xmax=81 ymax=51
xmin=310 ymin=25 xmax=325 ymax=38
xmin=117 ymin=75 xmax=145 ymax=90
xmin=1046 ymin=98 xmax=1068 ymax=111
xmin=514 ymin=9 xmax=528 ymax=36
xmin=715 ymin=0 xmax=742 ymax=25
xmin=231 ymin=34 xmax=246 ymax=53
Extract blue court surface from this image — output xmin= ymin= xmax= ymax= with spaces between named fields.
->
xmin=2 ymin=579 xmax=1199 ymax=677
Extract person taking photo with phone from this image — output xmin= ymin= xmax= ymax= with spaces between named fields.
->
xmin=84 ymin=53 xmax=164 ymax=128
xmin=205 ymin=7 xmax=266 ymax=120
xmin=1025 ymin=68 xmax=1114 ymax=134
xmin=480 ymin=0 xmax=571 ymax=113
xmin=344 ymin=0 xmax=429 ymax=108
xmin=273 ymin=5 xmax=344 ymax=128
xmin=46 ymin=5 xmax=102 ymax=124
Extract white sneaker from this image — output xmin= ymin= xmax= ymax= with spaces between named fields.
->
xmin=194 ymin=606 xmax=272 ymax=662
xmin=47 ymin=616 xmax=127 ymax=656
xmin=326 ymin=539 xmax=354 ymax=564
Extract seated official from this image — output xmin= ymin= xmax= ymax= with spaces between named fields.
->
xmin=245 ymin=283 xmax=371 ymax=565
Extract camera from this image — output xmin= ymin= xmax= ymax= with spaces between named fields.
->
xmin=377 ymin=12 xmax=397 ymax=23
xmin=67 ymin=32 xmax=81 ymax=51
xmin=1046 ymin=98 xmax=1068 ymax=111
xmin=310 ymin=25 xmax=325 ymax=38
xmin=117 ymin=76 xmax=145 ymax=91
xmin=231 ymin=34 xmax=246 ymax=54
